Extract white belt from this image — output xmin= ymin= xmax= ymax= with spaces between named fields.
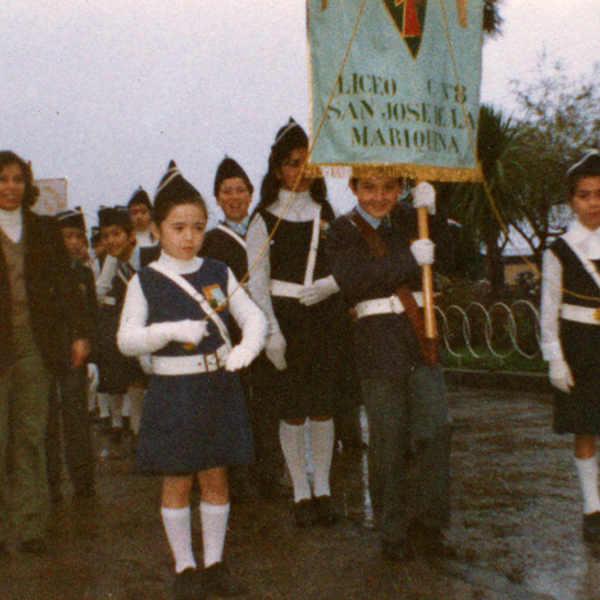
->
xmin=271 ymin=280 xmax=303 ymax=299
xmin=355 ymin=292 xmax=424 ymax=318
xmin=561 ymin=304 xmax=600 ymax=325
xmin=151 ymin=345 xmax=229 ymax=375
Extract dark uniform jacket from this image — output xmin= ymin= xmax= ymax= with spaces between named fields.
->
xmin=201 ymin=224 xmax=248 ymax=283
xmin=0 ymin=208 xmax=88 ymax=374
xmin=325 ymin=202 xmax=453 ymax=379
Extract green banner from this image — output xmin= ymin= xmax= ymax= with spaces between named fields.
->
xmin=307 ymin=0 xmax=484 ymax=182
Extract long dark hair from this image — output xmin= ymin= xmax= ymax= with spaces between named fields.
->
xmin=252 ymin=121 xmax=332 ymax=220
xmin=0 ymin=150 xmax=39 ymax=208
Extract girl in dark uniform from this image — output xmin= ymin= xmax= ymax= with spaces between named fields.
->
xmin=541 ymin=150 xmax=600 ymax=544
xmin=246 ymin=119 xmax=344 ymax=526
xmin=118 ymin=161 xmax=266 ymax=600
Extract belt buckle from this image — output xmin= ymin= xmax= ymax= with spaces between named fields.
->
xmin=206 ymin=353 xmax=218 ymax=372
xmin=389 ymin=295 xmax=403 ymax=314
xmin=594 ymin=308 xmax=600 ymax=322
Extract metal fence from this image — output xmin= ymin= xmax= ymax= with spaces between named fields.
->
xmin=435 ymin=301 xmax=542 ymax=363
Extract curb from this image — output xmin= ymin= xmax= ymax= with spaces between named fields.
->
xmin=443 ymin=368 xmax=552 ymax=394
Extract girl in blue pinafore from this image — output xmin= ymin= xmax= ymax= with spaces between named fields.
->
xmin=118 ymin=161 xmax=266 ymax=600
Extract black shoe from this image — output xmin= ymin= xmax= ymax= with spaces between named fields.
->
xmin=583 ymin=512 xmax=600 ymax=543
xmin=202 ymin=562 xmax=247 ymax=596
xmin=313 ymin=495 xmax=340 ymax=526
xmin=173 ymin=568 xmax=207 ymax=600
xmin=19 ymin=538 xmax=48 ymax=555
xmin=381 ymin=540 xmax=414 ymax=563
xmin=292 ymin=498 xmax=317 ymax=527
xmin=408 ymin=522 xmax=455 ymax=558
xmin=0 ymin=541 xmax=9 ymax=559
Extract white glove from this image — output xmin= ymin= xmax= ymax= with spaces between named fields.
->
xmin=158 ymin=320 xmax=209 ymax=346
xmin=86 ymin=363 xmax=99 ymax=387
xmin=265 ymin=331 xmax=287 ymax=370
xmin=298 ymin=276 xmax=339 ymax=307
xmin=225 ymin=345 xmax=256 ymax=372
xmin=549 ymin=359 xmax=574 ymax=393
xmin=412 ymin=182 xmax=436 ymax=214
xmin=410 ymin=239 xmax=435 ymax=266
xmin=138 ymin=355 xmax=154 ymax=375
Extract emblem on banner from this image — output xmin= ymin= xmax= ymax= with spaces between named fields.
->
xmin=382 ymin=0 xmax=427 ymax=59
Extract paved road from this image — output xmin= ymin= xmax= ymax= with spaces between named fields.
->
xmin=1 ymin=385 xmax=598 ymax=600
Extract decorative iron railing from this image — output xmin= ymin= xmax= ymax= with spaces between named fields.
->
xmin=435 ymin=301 xmax=542 ymax=363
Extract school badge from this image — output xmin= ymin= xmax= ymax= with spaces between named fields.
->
xmin=382 ymin=0 xmax=427 ymax=59
xmin=202 ymin=284 xmax=227 ymax=311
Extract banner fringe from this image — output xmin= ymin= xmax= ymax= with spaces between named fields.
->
xmin=308 ymin=162 xmax=483 ymax=183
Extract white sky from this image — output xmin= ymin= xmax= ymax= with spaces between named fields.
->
xmin=2 ymin=0 xmax=599 ymax=226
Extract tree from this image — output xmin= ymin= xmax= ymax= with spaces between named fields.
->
xmin=506 ymin=57 xmax=600 ymax=262
xmin=447 ymin=104 xmax=525 ymax=297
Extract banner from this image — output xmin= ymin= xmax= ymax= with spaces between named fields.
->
xmin=307 ymin=0 xmax=484 ymax=182
xmin=33 ymin=178 xmax=68 ymax=216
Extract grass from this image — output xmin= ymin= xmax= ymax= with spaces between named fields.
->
xmin=440 ymin=347 xmax=547 ymax=373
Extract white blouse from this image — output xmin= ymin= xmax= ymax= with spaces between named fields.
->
xmin=117 ymin=252 xmax=266 ymax=358
xmin=541 ymin=219 xmax=600 ymax=362
xmin=246 ymin=189 xmax=338 ymax=335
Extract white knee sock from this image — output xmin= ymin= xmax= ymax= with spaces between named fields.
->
xmin=279 ymin=421 xmax=311 ymax=502
xmin=575 ymin=456 xmax=600 ymax=514
xmin=126 ymin=386 xmax=145 ymax=435
xmin=97 ymin=392 xmax=111 ymax=419
xmin=161 ymin=506 xmax=196 ymax=573
xmin=108 ymin=394 xmax=124 ymax=428
xmin=309 ymin=418 xmax=335 ymax=498
xmin=200 ymin=501 xmax=230 ymax=568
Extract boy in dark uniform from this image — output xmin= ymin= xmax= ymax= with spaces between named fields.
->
xmin=201 ymin=157 xmax=284 ymax=498
xmin=325 ymin=177 xmax=454 ymax=561
xmin=46 ymin=207 xmax=97 ymax=500
xmin=96 ymin=206 xmax=147 ymax=448
xmin=128 ymin=186 xmax=157 ymax=248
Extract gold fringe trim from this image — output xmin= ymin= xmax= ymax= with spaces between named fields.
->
xmin=308 ymin=161 xmax=483 ymax=183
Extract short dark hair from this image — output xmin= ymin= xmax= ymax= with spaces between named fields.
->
xmin=0 ymin=150 xmax=40 ymax=208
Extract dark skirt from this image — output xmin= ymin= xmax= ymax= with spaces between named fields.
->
xmin=553 ymin=320 xmax=600 ymax=435
xmin=135 ymin=370 xmax=254 ymax=475
xmin=266 ymin=295 xmax=347 ymax=420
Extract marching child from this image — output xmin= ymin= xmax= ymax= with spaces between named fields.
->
xmin=201 ymin=156 xmax=284 ymax=499
xmin=118 ymin=161 xmax=266 ymax=600
xmin=46 ymin=207 xmax=97 ymax=500
xmin=324 ymin=176 xmax=454 ymax=561
xmin=541 ymin=150 xmax=600 ymax=543
xmin=246 ymin=119 xmax=350 ymax=526
xmin=95 ymin=206 xmax=146 ymax=449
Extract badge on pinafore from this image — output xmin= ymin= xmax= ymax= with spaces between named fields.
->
xmin=203 ymin=284 xmax=227 ymax=311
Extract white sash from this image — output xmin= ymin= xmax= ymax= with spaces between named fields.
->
xmin=561 ymin=236 xmax=600 ymax=294
xmin=149 ymin=261 xmax=232 ymax=350
xmin=303 ymin=206 xmax=322 ymax=286
xmin=216 ymin=223 xmax=246 ymax=249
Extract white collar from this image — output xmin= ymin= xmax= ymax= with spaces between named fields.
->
xmin=156 ymin=251 xmax=202 ymax=274
xmin=564 ymin=219 xmax=600 ymax=258
xmin=0 ymin=207 xmax=23 ymax=243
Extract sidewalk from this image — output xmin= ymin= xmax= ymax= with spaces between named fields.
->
xmin=1 ymin=384 xmax=597 ymax=600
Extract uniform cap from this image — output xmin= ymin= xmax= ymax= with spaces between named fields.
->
xmin=55 ymin=206 xmax=86 ymax=231
xmin=213 ymin=156 xmax=253 ymax=197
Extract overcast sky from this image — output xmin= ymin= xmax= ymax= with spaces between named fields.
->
xmin=2 ymin=0 xmax=599 ymax=226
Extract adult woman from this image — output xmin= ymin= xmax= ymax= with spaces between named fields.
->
xmin=246 ymin=119 xmax=344 ymax=526
xmin=0 ymin=151 xmax=89 ymax=554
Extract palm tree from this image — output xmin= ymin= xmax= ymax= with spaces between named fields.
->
xmin=448 ymin=104 xmax=525 ymax=298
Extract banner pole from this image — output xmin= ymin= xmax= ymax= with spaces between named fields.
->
xmin=417 ymin=205 xmax=436 ymax=339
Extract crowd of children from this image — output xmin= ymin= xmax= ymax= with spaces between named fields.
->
xmin=3 ymin=131 xmax=600 ymax=599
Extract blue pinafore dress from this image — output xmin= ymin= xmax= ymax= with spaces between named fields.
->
xmin=134 ymin=258 xmax=254 ymax=475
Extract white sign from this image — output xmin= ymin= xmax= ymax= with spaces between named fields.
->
xmin=33 ymin=178 xmax=68 ymax=216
